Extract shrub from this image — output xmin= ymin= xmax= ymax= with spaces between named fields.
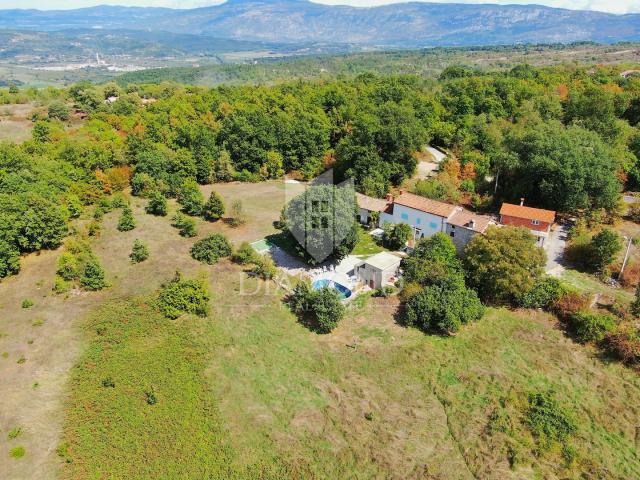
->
xmin=48 ymin=101 xmax=70 ymax=121
xmin=87 ymin=220 xmax=101 ymax=237
xmin=373 ymin=285 xmax=395 ymax=297
xmin=605 ymin=327 xmax=640 ymax=365
xmin=202 ymin=191 xmax=225 ymax=221
xmin=171 ymin=213 xmax=197 ymax=238
xmin=117 ymin=206 xmax=136 ymax=232
xmin=382 ymin=222 xmax=412 ymax=250
xmin=587 ymin=228 xmax=622 ymax=273
xmin=110 ymin=193 xmax=128 ymax=209
xmin=56 ymin=252 xmax=79 ymax=281
xmin=631 ymin=284 xmax=640 ymax=317
xmin=519 ymin=277 xmax=566 ymax=310
xmin=8 ymin=427 xmax=21 ymax=439
xmin=9 ymin=446 xmax=25 ymax=459
xmin=289 ymin=282 xmax=345 ymax=334
xmin=129 ymin=239 xmax=149 ymax=263
xmin=553 ymin=291 xmax=589 ymax=320
xmin=619 ymin=262 xmax=640 ymax=287
xmin=569 ymin=311 xmax=617 ymax=343
xmin=190 ymin=234 xmax=232 ymax=265
xmin=178 ymin=180 xmax=204 ymax=216
xmin=53 ymin=277 xmax=71 ymax=294
xmin=403 ymin=280 xmax=485 ymax=334
xmin=231 ymin=242 xmax=258 ymax=265
xmin=157 ymin=272 xmax=210 ymax=319
xmin=21 ymin=299 xmax=33 ymax=309
xmin=526 ymin=392 xmax=576 ymax=452
xmin=79 ymin=256 xmax=107 ymax=291
xmin=229 ymin=199 xmax=246 ymax=227
xmin=251 ymin=254 xmax=277 ymax=280
xmin=146 ymin=191 xmax=168 ymax=216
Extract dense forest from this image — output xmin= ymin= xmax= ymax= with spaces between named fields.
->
xmin=1 ymin=62 xmax=640 ymax=278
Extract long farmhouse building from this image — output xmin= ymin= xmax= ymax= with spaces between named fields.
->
xmin=357 ymin=191 xmax=555 ymax=250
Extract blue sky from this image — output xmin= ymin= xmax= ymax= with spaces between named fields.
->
xmin=0 ymin=0 xmax=638 ymax=14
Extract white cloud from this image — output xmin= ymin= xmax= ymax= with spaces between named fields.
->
xmin=0 ymin=0 xmax=639 ymax=14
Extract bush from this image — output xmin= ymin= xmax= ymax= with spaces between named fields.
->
xmin=631 ymin=284 xmax=640 ymax=317
xmin=110 ymin=193 xmax=128 ymax=209
xmin=178 ymin=180 xmax=204 ymax=216
xmin=190 ymin=234 xmax=232 ymax=265
xmin=171 ymin=213 xmax=197 ymax=238
xmin=56 ymin=252 xmax=79 ymax=281
xmin=79 ymin=255 xmax=107 ymax=291
xmin=231 ymin=242 xmax=258 ymax=265
xmin=9 ymin=446 xmax=25 ymax=459
xmin=569 ymin=311 xmax=617 ymax=343
xmin=382 ymin=222 xmax=412 ymax=250
xmin=117 ymin=206 xmax=136 ymax=232
xmin=48 ymin=101 xmax=70 ymax=121
xmin=552 ymin=291 xmax=589 ymax=320
xmin=146 ymin=191 xmax=168 ymax=216
xmin=229 ymin=199 xmax=246 ymax=227
xmin=605 ymin=327 xmax=640 ymax=365
xmin=289 ymin=282 xmax=345 ymax=334
xmin=130 ymin=239 xmax=149 ymax=263
xmin=21 ymin=299 xmax=33 ymax=309
xmin=373 ymin=285 xmax=395 ymax=297
xmin=520 ymin=277 xmax=567 ymax=310
xmin=403 ymin=279 xmax=485 ymax=334
xmin=202 ymin=191 xmax=225 ymax=221
xmin=526 ymin=392 xmax=576 ymax=452
xmin=157 ymin=272 xmax=210 ymax=319
xmin=587 ymin=229 xmax=622 ymax=273
xmin=251 ymin=254 xmax=277 ymax=280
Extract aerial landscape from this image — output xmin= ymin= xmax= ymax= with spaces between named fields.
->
xmin=1 ymin=0 xmax=640 ymax=479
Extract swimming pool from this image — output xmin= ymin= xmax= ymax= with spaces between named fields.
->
xmin=312 ymin=279 xmax=352 ymax=299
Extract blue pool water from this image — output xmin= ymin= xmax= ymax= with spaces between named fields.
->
xmin=312 ymin=279 xmax=352 ymax=299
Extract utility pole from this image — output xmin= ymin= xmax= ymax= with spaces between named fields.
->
xmin=620 ymin=235 xmax=633 ymax=280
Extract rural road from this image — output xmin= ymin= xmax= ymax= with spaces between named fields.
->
xmin=546 ymin=223 xmax=569 ymax=276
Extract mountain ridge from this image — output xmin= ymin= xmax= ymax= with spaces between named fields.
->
xmin=0 ymin=1 xmax=638 ymax=46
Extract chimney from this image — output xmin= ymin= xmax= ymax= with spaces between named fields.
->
xmin=520 ymin=197 xmax=525 ymax=206
xmin=469 ymin=219 xmax=475 ymax=230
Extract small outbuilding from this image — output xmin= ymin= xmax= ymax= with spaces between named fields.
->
xmin=355 ymin=252 xmax=402 ymax=289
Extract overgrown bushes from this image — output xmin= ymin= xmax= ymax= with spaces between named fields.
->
xmin=190 ymin=234 xmax=232 ymax=265
xmin=55 ymin=239 xmax=107 ymax=292
xmin=382 ymin=222 xmax=412 ymax=250
xmin=156 ymin=272 xmax=209 ymax=319
xmin=171 ymin=213 xmax=197 ymax=237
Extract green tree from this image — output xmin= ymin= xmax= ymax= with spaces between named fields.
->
xmin=145 ymin=191 xmax=168 ymax=216
xmin=403 ymin=278 xmax=485 ymax=334
xmin=229 ymin=199 xmax=246 ymax=228
xmin=16 ymin=196 xmax=69 ymax=252
xmin=290 ymin=282 xmax=345 ymax=334
xmin=80 ymin=255 xmax=107 ymax=291
xmin=382 ymin=222 xmax=412 ymax=250
xmin=47 ymin=101 xmax=70 ymax=121
xmin=130 ymin=239 xmax=150 ymax=263
xmin=178 ymin=180 xmax=204 ymax=216
xmin=587 ymin=228 xmax=622 ymax=273
xmin=202 ymin=191 xmax=225 ymax=221
xmin=190 ymin=234 xmax=232 ymax=264
xmin=171 ymin=213 xmax=197 ymax=238
xmin=117 ymin=205 xmax=136 ymax=232
xmin=464 ymin=226 xmax=546 ymax=305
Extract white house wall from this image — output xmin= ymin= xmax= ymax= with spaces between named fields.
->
xmin=380 ymin=204 xmax=448 ymax=239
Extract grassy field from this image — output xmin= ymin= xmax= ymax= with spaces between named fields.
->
xmin=2 ymin=180 xmax=640 ymax=479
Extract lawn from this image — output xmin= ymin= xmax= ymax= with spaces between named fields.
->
xmin=352 ymin=226 xmax=385 ymax=256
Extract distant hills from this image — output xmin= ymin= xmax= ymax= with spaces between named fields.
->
xmin=0 ymin=1 xmax=639 ymax=47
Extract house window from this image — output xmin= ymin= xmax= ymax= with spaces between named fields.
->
xmin=532 ymin=219 xmax=540 ymax=225
xmin=401 ymin=213 xmax=409 ymax=221
xmin=321 ymin=217 xmax=329 ymax=228
xmin=450 ymin=232 xmax=455 ymax=237
xmin=416 ymin=218 xmax=421 ymax=225
xmin=429 ymin=222 xmax=438 ymax=229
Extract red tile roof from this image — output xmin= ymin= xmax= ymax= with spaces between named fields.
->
xmin=499 ymin=203 xmax=555 ymax=224
xmin=393 ymin=191 xmax=458 ymax=218
xmin=448 ymin=210 xmax=495 ymax=233
xmin=356 ymin=193 xmax=391 ymax=213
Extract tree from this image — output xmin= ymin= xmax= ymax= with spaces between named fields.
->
xmin=190 ymin=234 xmax=232 ymax=264
xmin=213 ymin=149 xmax=235 ymax=182
xmin=16 ymin=195 xmax=69 ymax=252
xmin=47 ymin=101 xmax=70 ymax=121
xmin=464 ymin=226 xmax=546 ymax=305
xmin=382 ymin=222 xmax=412 ymax=250
xmin=403 ymin=279 xmax=485 ymax=334
xmin=587 ymin=228 xmax=622 ymax=273
xmin=290 ymin=282 xmax=345 ymax=334
xmin=202 ymin=191 xmax=225 ymax=221
xmin=401 ymin=232 xmax=463 ymax=286
xmin=229 ymin=199 xmax=246 ymax=227
xmin=0 ymin=239 xmax=20 ymax=278
xmin=130 ymin=239 xmax=150 ymax=263
xmin=259 ymin=151 xmax=284 ymax=180
xmin=80 ymin=255 xmax=107 ymax=291
xmin=146 ymin=191 xmax=168 ymax=216
xmin=171 ymin=213 xmax=197 ymax=238
xmin=178 ymin=179 xmax=204 ymax=216
xmin=117 ymin=205 xmax=136 ymax=232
